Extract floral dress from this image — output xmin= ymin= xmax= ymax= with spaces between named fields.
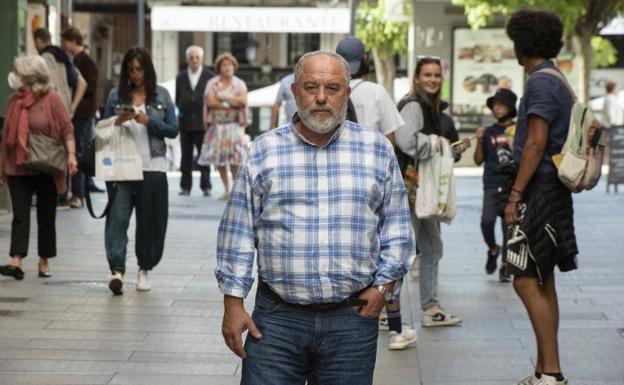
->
xmin=200 ymin=76 xmax=248 ymax=166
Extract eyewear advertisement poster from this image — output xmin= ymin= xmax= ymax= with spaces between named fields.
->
xmin=452 ymin=28 xmax=524 ymax=116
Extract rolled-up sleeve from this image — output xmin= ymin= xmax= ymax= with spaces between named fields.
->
xmin=373 ymin=148 xmax=415 ymax=293
xmin=215 ymin=157 xmax=258 ymax=298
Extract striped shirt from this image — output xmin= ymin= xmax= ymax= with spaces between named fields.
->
xmin=215 ymin=118 xmax=415 ymax=305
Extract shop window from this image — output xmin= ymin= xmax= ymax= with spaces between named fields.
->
xmin=213 ymin=32 xmax=251 ymax=65
xmin=287 ymin=34 xmax=320 ymax=65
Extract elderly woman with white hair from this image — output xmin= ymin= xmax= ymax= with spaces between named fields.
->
xmin=0 ymin=55 xmax=78 ymax=280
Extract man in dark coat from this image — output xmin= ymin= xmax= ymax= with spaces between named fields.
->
xmin=176 ymin=45 xmax=216 ymax=196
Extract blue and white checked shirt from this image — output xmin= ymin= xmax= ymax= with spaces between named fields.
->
xmin=215 ymin=119 xmax=415 ymax=305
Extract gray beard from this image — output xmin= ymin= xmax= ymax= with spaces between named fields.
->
xmin=298 ymin=102 xmax=347 ymax=135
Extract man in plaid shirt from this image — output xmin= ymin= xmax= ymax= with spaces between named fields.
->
xmin=215 ymin=51 xmax=415 ymax=385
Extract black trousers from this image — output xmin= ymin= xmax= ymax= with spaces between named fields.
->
xmin=105 ymin=172 xmax=168 ymax=273
xmin=179 ymin=130 xmax=211 ymax=191
xmin=480 ymin=187 xmax=507 ymax=262
xmin=8 ymin=175 xmax=57 ymax=259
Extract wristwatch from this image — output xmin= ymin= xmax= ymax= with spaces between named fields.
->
xmin=376 ymin=285 xmax=393 ymax=302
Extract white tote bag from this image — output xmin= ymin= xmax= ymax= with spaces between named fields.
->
xmin=95 ymin=117 xmax=143 ymax=182
xmin=416 ymin=136 xmax=456 ymax=223
xmin=437 ymin=138 xmax=456 ymax=223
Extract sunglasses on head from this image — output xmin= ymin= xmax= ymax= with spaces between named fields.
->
xmin=416 ymin=55 xmax=442 ymax=63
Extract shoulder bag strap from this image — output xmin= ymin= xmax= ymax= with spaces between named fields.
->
xmin=534 ymin=68 xmax=577 ymax=101
xmin=84 ymin=178 xmax=117 ymax=219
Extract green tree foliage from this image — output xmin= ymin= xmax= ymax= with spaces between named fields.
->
xmin=453 ymin=0 xmax=624 ymax=101
xmin=593 ymin=36 xmax=618 ymax=68
xmin=355 ymin=1 xmax=409 ymax=96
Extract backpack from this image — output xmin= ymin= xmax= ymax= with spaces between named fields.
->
xmin=535 ymin=68 xmax=605 ymax=193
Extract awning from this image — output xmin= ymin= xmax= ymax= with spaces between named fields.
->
xmin=601 ymin=16 xmax=624 ymax=35
xmin=151 ymin=5 xmax=351 ymax=34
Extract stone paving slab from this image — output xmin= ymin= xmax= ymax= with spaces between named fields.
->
xmin=0 ymin=372 xmax=113 ymax=385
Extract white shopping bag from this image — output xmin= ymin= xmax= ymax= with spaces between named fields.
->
xmin=95 ymin=117 xmax=143 ymax=181
xmin=437 ymin=139 xmax=456 ymax=223
xmin=416 ymin=136 xmax=440 ymax=219
xmin=416 ymin=136 xmax=456 ymax=223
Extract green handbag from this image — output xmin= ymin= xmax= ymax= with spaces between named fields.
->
xmin=24 ymin=134 xmax=67 ymax=176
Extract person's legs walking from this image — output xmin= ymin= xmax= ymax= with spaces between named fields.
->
xmin=179 ymin=130 xmax=193 ymax=194
xmin=218 ymin=165 xmax=229 ymax=200
xmin=35 ymin=174 xmax=57 ymax=275
xmin=70 ymin=118 xmax=91 ymax=206
xmin=192 ymin=131 xmax=211 ymax=194
xmin=481 ymin=188 xmax=500 ymax=274
xmin=135 ymin=172 xmax=168 ymax=273
xmin=104 ymin=182 xmax=135 ymax=274
xmin=0 ymin=176 xmax=34 ymax=279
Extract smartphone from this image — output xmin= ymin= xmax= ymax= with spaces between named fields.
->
xmin=117 ymin=104 xmax=135 ymax=113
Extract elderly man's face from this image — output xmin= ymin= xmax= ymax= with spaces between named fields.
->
xmin=187 ymin=49 xmax=203 ymax=72
xmin=292 ymin=55 xmax=350 ymax=134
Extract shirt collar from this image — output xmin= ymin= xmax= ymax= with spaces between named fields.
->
xmin=188 ymin=66 xmax=202 ymax=76
xmin=534 ymin=60 xmax=555 ymax=72
xmin=289 ymin=112 xmax=346 ymax=148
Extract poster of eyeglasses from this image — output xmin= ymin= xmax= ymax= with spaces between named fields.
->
xmin=452 ymin=28 xmax=525 ymax=115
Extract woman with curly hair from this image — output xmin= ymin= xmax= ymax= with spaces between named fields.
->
xmin=505 ymin=9 xmax=591 ymax=385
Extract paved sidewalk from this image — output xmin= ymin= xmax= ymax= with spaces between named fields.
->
xmin=0 ymin=175 xmax=622 ymax=385
xmin=0 ymin=176 xmax=419 ymax=385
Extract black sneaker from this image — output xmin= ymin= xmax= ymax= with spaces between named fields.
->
xmin=485 ymin=246 xmax=499 ymax=275
xmin=499 ymin=264 xmax=512 ymax=282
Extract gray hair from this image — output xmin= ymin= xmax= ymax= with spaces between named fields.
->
xmin=14 ymin=55 xmax=51 ymax=94
xmin=293 ymin=51 xmax=351 ymax=86
xmin=185 ymin=45 xmax=204 ymax=60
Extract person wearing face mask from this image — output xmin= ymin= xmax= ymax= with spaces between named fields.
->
xmin=216 ymin=51 xmax=414 ymax=384
xmin=202 ymin=52 xmax=248 ymax=201
xmin=474 ymin=88 xmax=518 ymax=283
xmin=101 ymin=47 xmax=178 ymax=295
xmin=0 ymin=55 xmax=78 ymax=280
xmin=395 ymin=56 xmax=471 ymax=328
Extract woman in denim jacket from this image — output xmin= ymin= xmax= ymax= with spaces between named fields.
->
xmin=102 ymin=46 xmax=178 ymax=295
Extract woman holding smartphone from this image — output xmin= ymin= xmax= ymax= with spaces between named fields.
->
xmin=101 ymin=46 xmax=178 ymax=295
xmin=395 ymin=56 xmax=470 ymax=328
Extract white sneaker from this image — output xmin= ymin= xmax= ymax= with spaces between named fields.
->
xmin=421 ymin=307 xmax=462 ymax=327
xmin=517 ymin=374 xmax=568 ymax=385
xmin=388 ymin=326 xmax=417 ymax=350
xmin=516 ymin=375 xmax=538 ymax=385
xmin=108 ymin=272 xmax=123 ymax=295
xmin=136 ymin=269 xmax=151 ymax=291
xmin=535 ymin=375 xmax=557 ymax=385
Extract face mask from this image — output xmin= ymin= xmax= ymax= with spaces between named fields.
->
xmin=8 ymin=72 xmax=22 ymax=91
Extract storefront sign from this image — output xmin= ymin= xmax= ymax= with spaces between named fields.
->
xmin=152 ymin=6 xmax=351 ymax=34
xmin=452 ymin=28 xmax=524 ymax=115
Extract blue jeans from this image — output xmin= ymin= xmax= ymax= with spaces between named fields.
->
xmin=412 ymin=213 xmax=443 ymax=310
xmin=241 ymin=290 xmax=378 ymax=385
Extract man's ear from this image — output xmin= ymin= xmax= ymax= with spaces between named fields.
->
xmin=290 ymin=81 xmax=297 ymax=97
